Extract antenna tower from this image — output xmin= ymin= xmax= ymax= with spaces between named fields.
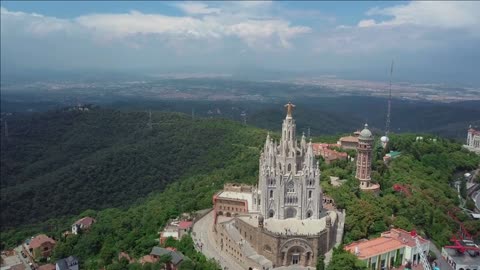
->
xmin=385 ymin=60 xmax=394 ymax=136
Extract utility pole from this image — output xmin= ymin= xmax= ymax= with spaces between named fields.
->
xmin=241 ymin=111 xmax=247 ymax=125
xmin=4 ymin=120 xmax=8 ymax=140
xmin=147 ymin=110 xmax=152 ymax=130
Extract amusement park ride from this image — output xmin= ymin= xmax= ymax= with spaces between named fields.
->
xmin=393 ymin=183 xmax=480 ymax=270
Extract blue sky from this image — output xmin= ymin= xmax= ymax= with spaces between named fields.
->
xmin=1 ymin=1 xmax=479 ymax=84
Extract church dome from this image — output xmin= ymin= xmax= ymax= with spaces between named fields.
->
xmin=359 ymin=124 xmax=373 ymax=139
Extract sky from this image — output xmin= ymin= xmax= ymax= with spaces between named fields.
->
xmin=1 ymin=1 xmax=480 ymax=84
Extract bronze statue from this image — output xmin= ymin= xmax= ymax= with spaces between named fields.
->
xmin=285 ymin=102 xmax=295 ymax=117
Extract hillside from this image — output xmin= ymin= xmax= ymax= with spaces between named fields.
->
xmin=1 ymin=107 xmax=479 ymax=269
xmin=0 ymin=108 xmax=266 ymax=229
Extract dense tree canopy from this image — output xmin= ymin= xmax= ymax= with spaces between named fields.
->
xmin=1 ymin=108 xmax=478 ymax=269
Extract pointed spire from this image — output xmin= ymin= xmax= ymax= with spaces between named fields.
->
xmin=301 ymin=132 xmax=307 ymax=150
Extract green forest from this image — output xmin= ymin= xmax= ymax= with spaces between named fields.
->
xmin=1 ymin=107 xmax=479 ymax=270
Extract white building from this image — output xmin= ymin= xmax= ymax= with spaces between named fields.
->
xmin=345 ymin=228 xmax=430 ymax=270
xmin=253 ymin=102 xmax=322 ymax=220
xmin=465 ymin=126 xmax=480 ymax=154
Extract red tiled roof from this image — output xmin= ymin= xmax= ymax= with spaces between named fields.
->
xmin=140 ymin=255 xmax=158 ymax=264
xmin=178 ymin=221 xmax=193 ymax=230
xmin=74 ymin=217 xmax=95 ymax=227
xmin=38 ymin=264 xmax=56 ymax=270
xmin=29 ymin=234 xmax=56 ymax=249
xmin=339 ymin=136 xmax=359 ymax=143
xmin=118 ymin=252 xmax=134 ymax=263
xmin=344 ymin=228 xmax=429 ymax=259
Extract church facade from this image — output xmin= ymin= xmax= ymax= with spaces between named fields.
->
xmin=212 ymin=103 xmax=339 ymax=269
xmin=253 ymin=102 xmax=322 ymax=220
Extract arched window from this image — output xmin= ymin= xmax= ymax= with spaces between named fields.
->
xmin=270 ymin=190 xmax=273 ymax=198
xmin=288 ymin=164 xmax=292 ymax=172
xmin=264 ymin=245 xmax=272 ymax=253
xmin=268 ymin=210 xmax=274 ymax=218
xmin=308 ymin=190 xmax=312 ymax=198
xmin=306 ymin=210 xmax=312 ymax=218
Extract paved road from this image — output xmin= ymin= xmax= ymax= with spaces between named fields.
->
xmin=192 ymin=211 xmax=244 ymax=270
xmin=13 ymin=246 xmax=32 ymax=270
xmin=428 ymin=244 xmax=452 ymax=270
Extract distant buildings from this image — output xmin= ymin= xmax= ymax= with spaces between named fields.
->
xmin=355 ymin=124 xmax=380 ymax=192
xmin=140 ymin=247 xmax=186 ymax=270
xmin=337 ymin=135 xmax=359 ymax=150
xmin=311 ymin=143 xmax=348 ymax=164
xmin=383 ymin=151 xmax=401 ymax=163
xmin=345 ymin=228 xmax=430 ymax=270
xmin=71 ymin=217 xmax=95 ymax=235
xmin=55 ymin=256 xmax=79 ymax=270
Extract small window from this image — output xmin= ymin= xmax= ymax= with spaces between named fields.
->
xmin=288 ymin=164 xmax=292 ymax=172
xmin=308 ymin=190 xmax=312 ymax=198
xmin=270 ymin=190 xmax=273 ymax=198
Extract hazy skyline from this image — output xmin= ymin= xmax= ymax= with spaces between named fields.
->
xmin=1 ymin=1 xmax=479 ymax=85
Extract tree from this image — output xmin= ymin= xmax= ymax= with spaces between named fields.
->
xmin=460 ymin=177 xmax=467 ymax=200
xmin=178 ymin=259 xmax=195 ymax=270
xmin=316 ymin=255 xmax=325 ymax=270
xmin=327 ymin=248 xmax=367 ymax=270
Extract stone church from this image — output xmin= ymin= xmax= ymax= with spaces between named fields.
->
xmin=213 ymin=103 xmax=339 ymax=269
xmin=253 ymin=102 xmax=322 ymax=220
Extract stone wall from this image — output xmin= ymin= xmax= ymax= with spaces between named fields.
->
xmin=230 ymin=215 xmax=338 ymax=268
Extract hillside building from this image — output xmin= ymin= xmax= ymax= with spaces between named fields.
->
xmin=23 ymin=234 xmax=56 ymax=260
xmin=311 ymin=143 xmax=348 ymax=164
xmin=212 ymin=103 xmax=340 ymax=269
xmin=71 ymin=217 xmax=95 ymax=235
xmin=355 ymin=124 xmax=380 ymax=192
xmin=345 ymin=228 xmax=430 ymax=270
xmin=55 ymin=256 xmax=79 ymax=270
xmin=465 ymin=126 xmax=480 ymax=154
xmin=337 ymin=135 xmax=359 ymax=150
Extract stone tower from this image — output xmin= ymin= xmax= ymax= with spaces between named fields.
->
xmin=355 ymin=124 xmax=379 ymax=191
xmin=257 ymin=102 xmax=322 ymax=220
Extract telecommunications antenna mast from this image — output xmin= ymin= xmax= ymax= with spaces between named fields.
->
xmin=381 ymin=60 xmax=394 ymax=148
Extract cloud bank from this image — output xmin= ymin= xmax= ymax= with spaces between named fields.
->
xmin=1 ymin=1 xmax=480 ymax=84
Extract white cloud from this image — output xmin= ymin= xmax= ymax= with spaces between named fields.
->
xmin=175 ymin=2 xmax=221 ymax=15
xmin=357 ymin=19 xmax=376 ymax=28
xmin=1 ymin=6 xmax=73 ymax=36
xmin=1 ymin=3 xmax=310 ymax=50
xmin=363 ymin=1 xmax=480 ymax=30
xmin=314 ymin=1 xmax=480 ymax=55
